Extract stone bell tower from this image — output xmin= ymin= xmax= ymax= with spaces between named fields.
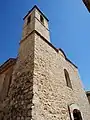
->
xmin=22 ymin=5 xmax=50 ymax=41
xmin=2 ymin=5 xmax=51 ymax=120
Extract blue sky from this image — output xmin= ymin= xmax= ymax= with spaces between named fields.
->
xmin=0 ymin=0 xmax=90 ymax=90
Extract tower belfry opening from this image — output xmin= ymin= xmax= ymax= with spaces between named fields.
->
xmin=27 ymin=16 xmax=31 ymax=25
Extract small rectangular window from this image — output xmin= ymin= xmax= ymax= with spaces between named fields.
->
xmin=27 ymin=16 xmax=31 ymax=25
xmin=64 ymin=69 xmax=72 ymax=89
xmin=40 ymin=15 xmax=44 ymax=24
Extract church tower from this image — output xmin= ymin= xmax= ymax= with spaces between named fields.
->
xmin=22 ymin=5 xmax=50 ymax=41
xmin=1 ymin=5 xmax=90 ymax=120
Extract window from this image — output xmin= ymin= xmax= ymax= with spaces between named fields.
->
xmin=7 ymin=75 xmax=12 ymax=96
xmin=27 ymin=16 xmax=31 ymax=25
xmin=40 ymin=15 xmax=44 ymax=24
xmin=73 ymin=109 xmax=83 ymax=120
xmin=64 ymin=69 xmax=72 ymax=89
xmin=68 ymin=104 xmax=83 ymax=120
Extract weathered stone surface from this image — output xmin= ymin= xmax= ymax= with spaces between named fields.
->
xmin=31 ymin=33 xmax=90 ymax=120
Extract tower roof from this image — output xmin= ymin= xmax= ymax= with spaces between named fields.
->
xmin=23 ymin=5 xmax=49 ymax=21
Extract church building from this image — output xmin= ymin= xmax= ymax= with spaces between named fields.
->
xmin=0 ymin=5 xmax=90 ymax=120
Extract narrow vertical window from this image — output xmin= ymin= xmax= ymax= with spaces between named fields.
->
xmin=7 ymin=75 xmax=12 ymax=96
xmin=64 ymin=69 xmax=72 ymax=89
xmin=40 ymin=15 xmax=44 ymax=24
xmin=27 ymin=16 xmax=31 ymax=25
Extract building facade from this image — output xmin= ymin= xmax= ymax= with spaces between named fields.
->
xmin=0 ymin=5 xmax=90 ymax=120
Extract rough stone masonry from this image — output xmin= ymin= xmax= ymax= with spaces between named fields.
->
xmin=0 ymin=5 xmax=90 ymax=120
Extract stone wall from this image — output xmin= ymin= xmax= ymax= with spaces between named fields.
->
xmin=0 ymin=66 xmax=13 ymax=101
xmin=3 ymin=33 xmax=35 ymax=120
xmin=32 ymin=32 xmax=90 ymax=120
xmin=34 ymin=8 xmax=50 ymax=41
xmin=0 ymin=62 xmax=15 ymax=120
xmin=1 ymin=31 xmax=90 ymax=120
xmin=0 ymin=27 xmax=90 ymax=120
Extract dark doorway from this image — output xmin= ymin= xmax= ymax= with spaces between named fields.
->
xmin=73 ymin=109 xmax=83 ymax=120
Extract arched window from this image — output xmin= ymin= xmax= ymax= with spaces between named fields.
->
xmin=68 ymin=104 xmax=83 ymax=120
xmin=73 ymin=109 xmax=83 ymax=120
xmin=64 ymin=69 xmax=72 ymax=89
